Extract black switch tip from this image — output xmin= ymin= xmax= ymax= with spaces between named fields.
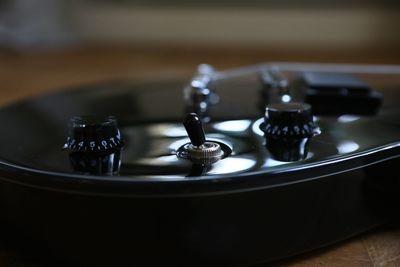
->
xmin=183 ymin=113 xmax=206 ymax=147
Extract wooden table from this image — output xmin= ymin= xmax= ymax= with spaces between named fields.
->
xmin=0 ymin=45 xmax=399 ymax=266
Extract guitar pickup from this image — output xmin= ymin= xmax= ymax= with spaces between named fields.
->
xmin=302 ymin=72 xmax=383 ymax=115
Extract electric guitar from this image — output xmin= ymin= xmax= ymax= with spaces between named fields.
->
xmin=0 ymin=62 xmax=399 ymax=266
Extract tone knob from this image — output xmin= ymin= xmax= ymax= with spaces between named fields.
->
xmin=63 ymin=116 xmax=123 ymax=152
xmin=62 ymin=116 xmax=123 ymax=175
xmin=264 ymin=102 xmax=319 ymax=138
xmin=264 ymin=102 xmax=320 ymax=162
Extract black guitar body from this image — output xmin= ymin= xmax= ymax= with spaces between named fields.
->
xmin=0 ymin=63 xmax=399 ymax=266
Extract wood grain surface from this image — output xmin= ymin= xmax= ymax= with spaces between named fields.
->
xmin=0 ymin=45 xmax=399 ymax=266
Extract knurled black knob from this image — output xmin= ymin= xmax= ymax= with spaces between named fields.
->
xmin=264 ymin=102 xmax=319 ymax=138
xmin=63 ymin=116 xmax=123 ymax=152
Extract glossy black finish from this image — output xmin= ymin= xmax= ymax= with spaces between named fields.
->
xmin=62 ymin=116 xmax=124 ymax=175
xmin=183 ymin=113 xmax=206 ymax=146
xmin=264 ymin=102 xmax=317 ymax=138
xmin=263 ymin=102 xmax=320 ymax=161
xmin=265 ymin=137 xmax=310 ymax=161
xmin=302 ymin=72 xmax=383 ymax=115
xmin=68 ymin=150 xmax=122 ymax=175
xmin=63 ymin=116 xmax=123 ymax=152
xmin=0 ymin=63 xmax=399 ymax=266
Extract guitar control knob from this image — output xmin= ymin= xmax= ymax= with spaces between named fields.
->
xmin=62 ymin=116 xmax=123 ymax=175
xmin=63 ymin=116 xmax=123 ymax=152
xmin=264 ymin=102 xmax=320 ymax=161
xmin=264 ymin=102 xmax=319 ymax=138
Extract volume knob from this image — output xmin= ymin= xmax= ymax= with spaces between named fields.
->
xmin=264 ymin=102 xmax=319 ymax=138
xmin=63 ymin=116 xmax=123 ymax=152
xmin=63 ymin=116 xmax=123 ymax=175
xmin=264 ymin=102 xmax=320 ymax=162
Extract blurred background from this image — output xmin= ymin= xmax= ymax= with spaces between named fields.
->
xmin=1 ymin=0 xmax=400 ymax=50
xmin=0 ymin=0 xmax=399 ymax=103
